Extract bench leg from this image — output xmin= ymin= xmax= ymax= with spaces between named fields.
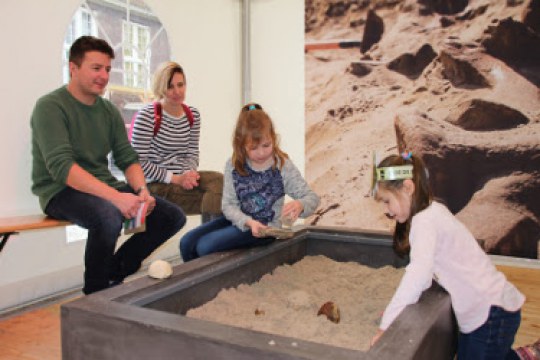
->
xmin=0 ymin=232 xmax=16 ymax=253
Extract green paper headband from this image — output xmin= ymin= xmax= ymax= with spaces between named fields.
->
xmin=375 ymin=165 xmax=414 ymax=181
xmin=371 ymin=152 xmax=414 ymax=196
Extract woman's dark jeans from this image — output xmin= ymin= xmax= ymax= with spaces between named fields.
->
xmin=45 ymin=185 xmax=186 ymax=294
xmin=458 ymin=306 xmax=521 ymax=360
xmin=179 ymin=216 xmax=273 ymax=262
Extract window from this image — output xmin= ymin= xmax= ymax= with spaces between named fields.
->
xmin=123 ymin=21 xmax=150 ymax=89
xmin=63 ymin=6 xmax=98 ymax=83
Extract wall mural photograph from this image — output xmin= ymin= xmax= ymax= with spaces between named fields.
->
xmin=304 ymin=0 xmax=540 ymax=259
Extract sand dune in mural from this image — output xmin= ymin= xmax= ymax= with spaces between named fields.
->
xmin=305 ymin=0 xmax=540 ymax=258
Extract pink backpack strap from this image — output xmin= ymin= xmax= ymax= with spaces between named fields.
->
xmin=153 ymin=102 xmax=163 ymax=136
xmin=150 ymin=102 xmax=193 ymax=138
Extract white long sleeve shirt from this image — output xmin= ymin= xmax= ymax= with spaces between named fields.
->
xmin=380 ymin=201 xmax=525 ymax=333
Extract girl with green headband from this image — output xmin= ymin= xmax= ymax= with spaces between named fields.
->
xmin=370 ymin=152 xmax=525 ymax=359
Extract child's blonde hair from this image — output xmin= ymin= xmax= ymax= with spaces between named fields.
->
xmin=232 ymin=103 xmax=288 ymax=176
xmin=375 ymin=153 xmax=432 ymax=257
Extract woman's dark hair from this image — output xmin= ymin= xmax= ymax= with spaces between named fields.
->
xmin=376 ymin=154 xmax=432 ymax=257
xmin=69 ymin=36 xmax=115 ymax=66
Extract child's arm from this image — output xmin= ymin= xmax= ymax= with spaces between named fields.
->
xmin=282 ymin=200 xmax=304 ymax=220
xmin=380 ymin=218 xmax=437 ymax=330
xmin=221 ymin=159 xmax=256 ymax=231
xmin=245 ymin=218 xmax=268 ymax=237
xmin=282 ymin=159 xmax=320 ymax=217
xmin=370 ymin=329 xmax=384 ymax=347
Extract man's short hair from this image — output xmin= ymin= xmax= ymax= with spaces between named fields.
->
xmin=69 ymin=36 xmax=115 ymax=66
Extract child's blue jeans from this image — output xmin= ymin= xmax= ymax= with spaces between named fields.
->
xmin=179 ymin=216 xmax=273 ymax=262
xmin=457 ymin=306 xmax=521 ymax=360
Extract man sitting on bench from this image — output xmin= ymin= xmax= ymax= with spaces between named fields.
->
xmin=30 ymin=36 xmax=186 ymax=295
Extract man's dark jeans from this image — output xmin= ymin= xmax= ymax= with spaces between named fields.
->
xmin=45 ymin=185 xmax=186 ymax=294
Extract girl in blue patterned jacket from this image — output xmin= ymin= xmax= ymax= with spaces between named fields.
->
xmin=179 ymin=103 xmax=320 ymax=262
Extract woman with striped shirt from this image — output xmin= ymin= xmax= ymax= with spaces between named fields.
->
xmin=130 ymin=61 xmax=223 ymax=222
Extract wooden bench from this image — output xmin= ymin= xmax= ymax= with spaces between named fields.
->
xmin=0 ymin=215 xmax=71 ymax=253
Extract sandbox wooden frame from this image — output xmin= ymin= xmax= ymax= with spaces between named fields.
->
xmin=61 ymin=227 xmax=457 ymax=360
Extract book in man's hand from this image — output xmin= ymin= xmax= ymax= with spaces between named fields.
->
xmin=123 ymin=202 xmax=149 ymax=234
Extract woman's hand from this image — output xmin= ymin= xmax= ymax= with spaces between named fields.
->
xmin=172 ymin=170 xmax=200 ymax=190
xmin=370 ymin=329 xmax=384 ymax=348
xmin=246 ymin=219 xmax=268 ymax=237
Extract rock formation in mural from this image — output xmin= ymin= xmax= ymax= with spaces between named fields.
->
xmin=305 ymin=0 xmax=539 ymax=258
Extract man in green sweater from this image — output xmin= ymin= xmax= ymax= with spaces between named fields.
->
xmin=31 ymin=36 xmax=186 ymax=294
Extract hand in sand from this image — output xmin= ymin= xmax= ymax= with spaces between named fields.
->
xmin=370 ymin=329 xmax=384 ymax=347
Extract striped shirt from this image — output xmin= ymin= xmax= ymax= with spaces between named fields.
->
xmin=130 ymin=103 xmax=200 ymax=183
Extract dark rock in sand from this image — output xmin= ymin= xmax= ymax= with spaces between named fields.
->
xmin=439 ymin=50 xmax=491 ymax=88
xmin=446 ymin=99 xmax=529 ymax=131
xmin=325 ymin=1 xmax=351 ymax=17
xmin=455 ymin=4 xmax=488 ymax=21
xmin=348 ymin=62 xmax=372 ymax=77
xmin=482 ymin=17 xmax=540 ymax=65
xmin=361 ymin=9 xmax=384 ymax=53
xmin=418 ymin=0 xmax=469 ymax=15
xmin=522 ymin=0 xmax=540 ymax=34
xmin=387 ymin=43 xmax=437 ymax=79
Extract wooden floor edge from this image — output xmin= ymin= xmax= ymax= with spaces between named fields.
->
xmin=490 ymin=254 xmax=540 ymax=270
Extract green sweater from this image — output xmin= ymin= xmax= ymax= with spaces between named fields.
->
xmin=31 ymin=86 xmax=139 ymax=210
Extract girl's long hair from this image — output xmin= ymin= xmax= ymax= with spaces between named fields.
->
xmin=377 ymin=154 xmax=432 ymax=257
xmin=232 ymin=103 xmax=288 ymax=176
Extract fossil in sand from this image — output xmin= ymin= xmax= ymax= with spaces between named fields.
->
xmin=317 ymin=301 xmax=340 ymax=323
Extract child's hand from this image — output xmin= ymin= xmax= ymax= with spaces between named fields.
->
xmin=246 ymin=219 xmax=268 ymax=238
xmin=370 ymin=329 xmax=384 ymax=347
xmin=282 ymin=200 xmax=304 ymax=221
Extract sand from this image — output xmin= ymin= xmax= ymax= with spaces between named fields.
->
xmin=186 ymin=255 xmax=404 ymax=351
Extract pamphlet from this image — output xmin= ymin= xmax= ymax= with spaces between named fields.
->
xmin=259 ymin=227 xmax=294 ymax=240
xmin=123 ymin=202 xmax=149 ymax=234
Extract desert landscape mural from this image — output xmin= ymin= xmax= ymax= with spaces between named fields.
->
xmin=305 ymin=0 xmax=540 ymax=259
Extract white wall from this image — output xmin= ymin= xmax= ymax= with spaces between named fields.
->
xmin=0 ymin=0 xmax=304 ymax=311
xmin=251 ymin=1 xmax=305 ymax=167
